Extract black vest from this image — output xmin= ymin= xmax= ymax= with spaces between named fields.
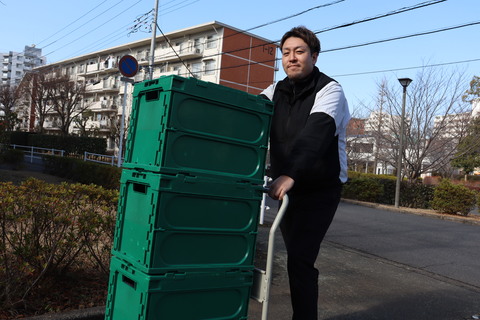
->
xmin=270 ymin=67 xmax=340 ymax=189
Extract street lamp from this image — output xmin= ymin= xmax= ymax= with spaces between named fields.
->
xmin=394 ymin=77 xmax=413 ymax=208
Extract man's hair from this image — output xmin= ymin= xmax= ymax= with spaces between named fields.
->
xmin=280 ymin=26 xmax=321 ymax=55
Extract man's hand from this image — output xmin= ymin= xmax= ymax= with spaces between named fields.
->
xmin=268 ymin=175 xmax=295 ymax=200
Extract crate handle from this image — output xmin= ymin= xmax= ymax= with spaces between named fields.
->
xmin=122 ymin=275 xmax=137 ymax=289
xmin=132 ymin=183 xmax=147 ymax=194
xmin=145 ymin=89 xmax=161 ymax=101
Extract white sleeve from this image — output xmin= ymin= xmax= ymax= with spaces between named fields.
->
xmin=311 ymin=82 xmax=351 ymax=136
xmin=260 ymin=83 xmax=277 ymax=100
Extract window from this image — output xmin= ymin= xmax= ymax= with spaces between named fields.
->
xmin=205 ymin=60 xmax=216 ymax=75
xmin=206 ymin=35 xmax=217 ymax=49
xmin=192 ymin=62 xmax=202 ymax=77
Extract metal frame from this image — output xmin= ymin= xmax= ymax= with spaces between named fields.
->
xmin=251 ymin=194 xmax=289 ymax=320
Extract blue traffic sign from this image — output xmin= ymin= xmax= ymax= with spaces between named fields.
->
xmin=119 ymin=55 xmax=138 ymax=78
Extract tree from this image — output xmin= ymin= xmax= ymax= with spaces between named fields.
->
xmin=368 ymin=66 xmax=470 ymax=181
xmin=22 ymin=72 xmax=54 ymax=133
xmin=462 ymin=75 xmax=480 ymax=103
xmin=451 ymin=76 xmax=480 ymax=176
xmin=0 ymin=85 xmax=20 ymax=131
xmin=74 ymin=109 xmax=95 ymax=137
xmin=48 ymin=71 xmax=88 ymax=136
xmin=23 ymin=69 xmax=88 ymax=135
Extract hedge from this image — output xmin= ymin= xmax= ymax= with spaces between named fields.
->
xmin=43 ymin=155 xmax=122 ymax=190
xmin=343 ymin=172 xmax=435 ymax=209
xmin=9 ymin=132 xmax=106 ymax=155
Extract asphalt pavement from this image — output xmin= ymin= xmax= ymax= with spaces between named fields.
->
xmin=248 ymin=199 xmax=480 ymax=320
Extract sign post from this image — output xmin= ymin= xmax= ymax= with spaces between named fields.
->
xmin=117 ymin=55 xmax=138 ymax=167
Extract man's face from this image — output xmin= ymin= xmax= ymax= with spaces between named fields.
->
xmin=281 ymin=36 xmax=318 ymax=81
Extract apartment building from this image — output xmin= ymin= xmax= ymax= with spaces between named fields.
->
xmin=348 ymin=101 xmax=480 ymax=176
xmin=19 ymin=21 xmax=278 ymax=152
xmin=2 ymin=45 xmax=46 ymax=87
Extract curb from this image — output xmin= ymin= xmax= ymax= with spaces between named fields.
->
xmin=341 ymin=199 xmax=480 ymax=226
xmin=21 ymin=307 xmax=104 ymax=320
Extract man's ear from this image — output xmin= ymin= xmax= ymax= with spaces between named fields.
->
xmin=312 ymin=52 xmax=319 ymax=64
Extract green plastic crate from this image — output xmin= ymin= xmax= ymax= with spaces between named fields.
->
xmin=105 ymin=256 xmax=252 ymax=320
xmin=112 ymin=170 xmax=262 ymax=273
xmin=123 ymin=75 xmax=273 ymax=184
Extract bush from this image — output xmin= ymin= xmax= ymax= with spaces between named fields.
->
xmin=7 ymin=132 xmax=106 ymax=155
xmin=401 ymin=182 xmax=435 ymax=209
xmin=342 ymin=178 xmax=384 ymax=202
xmin=375 ymin=178 xmax=396 ymax=205
xmin=43 ymin=155 xmax=121 ymax=190
xmin=431 ymin=179 xmax=477 ymax=216
xmin=0 ymin=148 xmax=25 ymax=170
xmin=0 ymin=179 xmax=118 ymax=310
xmin=343 ymin=174 xmax=435 ymax=209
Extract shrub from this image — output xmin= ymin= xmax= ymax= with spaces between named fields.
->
xmin=342 ymin=178 xmax=384 ymax=202
xmin=0 ymin=148 xmax=25 ymax=170
xmin=343 ymin=174 xmax=434 ymax=209
xmin=375 ymin=178 xmax=396 ymax=205
xmin=400 ymin=182 xmax=435 ymax=209
xmin=431 ymin=179 xmax=477 ymax=216
xmin=0 ymin=179 xmax=118 ymax=310
xmin=8 ymin=132 xmax=106 ymax=155
xmin=43 ymin=155 xmax=121 ymax=190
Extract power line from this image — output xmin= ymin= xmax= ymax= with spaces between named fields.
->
xmin=45 ymin=0 xmax=143 ymax=57
xmin=197 ymin=0 xmax=447 ymax=64
xmin=315 ymin=0 xmax=446 ymax=34
xmin=322 ymin=20 xmax=480 ymax=53
xmin=189 ymin=18 xmax=480 ymax=77
xmin=220 ymin=0 xmax=345 ymax=42
xmin=42 ymin=0 xmax=127 ymax=49
xmin=55 ymin=0 xmax=201 ymax=62
xmin=34 ymin=0 xmax=478 ymax=86
xmin=332 ymin=58 xmax=480 ymax=78
xmin=37 ymin=0 xmax=109 ymax=46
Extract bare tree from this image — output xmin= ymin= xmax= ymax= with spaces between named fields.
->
xmin=370 ymin=66 xmax=470 ymax=181
xmin=109 ymin=114 xmax=129 ymax=158
xmin=48 ymin=71 xmax=88 ymax=136
xmin=74 ymin=109 xmax=95 ymax=137
xmin=0 ymin=85 xmax=20 ymax=131
xmin=22 ymin=72 xmax=54 ymax=133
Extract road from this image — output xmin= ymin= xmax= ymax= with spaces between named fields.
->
xmin=254 ymin=199 xmax=480 ymax=319
xmin=327 ymin=201 xmax=480 ymax=288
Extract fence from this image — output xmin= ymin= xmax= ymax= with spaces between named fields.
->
xmin=84 ymin=151 xmax=121 ymax=166
xmin=6 ymin=144 xmax=121 ymax=167
xmin=10 ymin=144 xmax=65 ymax=163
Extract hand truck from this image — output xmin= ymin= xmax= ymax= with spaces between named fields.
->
xmin=251 ymin=193 xmax=289 ymax=320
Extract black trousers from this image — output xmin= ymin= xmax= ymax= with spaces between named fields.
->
xmin=280 ymin=184 xmax=342 ymax=320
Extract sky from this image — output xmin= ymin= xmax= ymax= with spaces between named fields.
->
xmin=1 ymin=0 xmax=479 ymax=115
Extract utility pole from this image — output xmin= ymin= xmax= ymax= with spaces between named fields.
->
xmin=148 ymin=0 xmax=159 ymax=80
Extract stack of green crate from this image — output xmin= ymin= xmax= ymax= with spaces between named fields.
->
xmin=105 ymin=75 xmax=273 ymax=320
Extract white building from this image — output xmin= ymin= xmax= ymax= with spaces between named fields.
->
xmin=2 ymin=45 xmax=46 ymax=87
xmin=18 ymin=21 xmax=278 ymax=153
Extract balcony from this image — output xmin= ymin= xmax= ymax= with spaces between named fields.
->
xmin=89 ymin=100 xmax=118 ymax=112
xmin=160 ymin=46 xmax=203 ymax=63
xmin=86 ymin=64 xmax=99 ymax=73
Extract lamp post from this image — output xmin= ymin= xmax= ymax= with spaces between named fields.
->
xmin=394 ymin=77 xmax=413 ymax=208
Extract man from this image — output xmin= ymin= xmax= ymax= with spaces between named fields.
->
xmin=260 ymin=26 xmax=350 ymax=320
